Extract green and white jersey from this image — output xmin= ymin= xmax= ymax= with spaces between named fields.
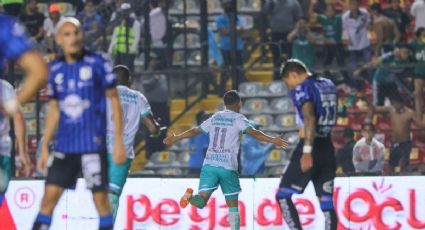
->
xmin=410 ymin=39 xmax=425 ymax=75
xmin=107 ymin=85 xmax=152 ymax=159
xmin=0 ymin=79 xmax=15 ymax=157
xmin=200 ymin=109 xmax=252 ymax=171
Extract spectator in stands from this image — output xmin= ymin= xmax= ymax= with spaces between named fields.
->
xmin=371 ymin=95 xmax=424 ymax=173
xmin=353 ymin=123 xmax=385 ymax=174
xmin=1 ymin=0 xmax=23 ymax=17
xmin=342 ymin=0 xmax=371 ymax=82
xmin=20 ymin=0 xmax=45 ymax=43
xmin=310 ymin=3 xmax=344 ymax=67
xmin=241 ymin=122 xmax=274 ymax=176
xmin=410 ymin=0 xmax=425 ymax=32
xmin=336 ymin=128 xmax=356 ymax=175
xmin=43 ymin=4 xmax=63 ymax=52
xmin=263 ymin=0 xmax=303 ymax=80
xmin=383 ymin=0 xmax=411 ymax=41
xmin=354 ymin=44 xmax=413 ymax=105
xmin=369 ymin=3 xmax=401 ymax=56
xmin=147 ymin=0 xmax=167 ymax=68
xmin=188 ymin=111 xmax=210 ymax=175
xmin=411 ymin=28 xmax=425 ymax=120
xmin=108 ymin=2 xmax=141 ymax=73
xmin=287 ymin=17 xmax=316 ymax=69
xmin=134 ymin=53 xmax=170 ymax=159
xmin=216 ymin=0 xmax=245 ymax=93
xmin=77 ymin=0 xmax=105 ymax=50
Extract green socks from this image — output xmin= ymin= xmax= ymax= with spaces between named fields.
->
xmin=108 ymin=193 xmax=119 ymax=221
xmin=189 ymin=194 xmax=206 ymax=209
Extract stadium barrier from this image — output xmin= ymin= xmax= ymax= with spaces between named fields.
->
xmin=1 ymin=176 xmax=425 ymax=229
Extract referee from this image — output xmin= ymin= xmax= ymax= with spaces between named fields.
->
xmin=32 ymin=18 xmax=125 ymax=230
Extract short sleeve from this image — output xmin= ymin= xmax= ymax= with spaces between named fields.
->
xmin=216 ymin=15 xmax=225 ymax=30
xmin=199 ymin=117 xmax=212 ymax=133
xmin=98 ymin=54 xmax=117 ymax=90
xmin=235 ymin=115 xmax=253 ymax=134
xmin=0 ymin=80 xmax=16 ymax=102
xmin=46 ymin=65 xmax=58 ymax=99
xmin=138 ymin=93 xmax=152 ymax=118
xmin=293 ymin=82 xmax=314 ymax=109
xmin=0 ymin=17 xmax=32 ymax=60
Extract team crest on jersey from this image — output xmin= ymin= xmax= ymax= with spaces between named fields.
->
xmin=55 ymin=73 xmax=64 ymax=84
xmin=80 ymin=66 xmax=92 ymax=81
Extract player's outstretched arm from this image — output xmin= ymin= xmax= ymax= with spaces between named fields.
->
xmin=246 ymin=128 xmax=288 ymax=148
xmin=163 ymin=127 xmax=201 ymax=146
xmin=16 ymin=51 xmax=48 ymax=105
xmin=106 ymin=88 xmax=126 ymax=164
xmin=13 ymin=108 xmax=31 ymax=176
xmin=38 ymin=100 xmax=60 ymax=173
xmin=301 ymin=102 xmax=316 ymax=172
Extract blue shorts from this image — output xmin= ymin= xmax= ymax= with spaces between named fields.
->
xmin=199 ymin=164 xmax=241 ymax=199
xmin=0 ymin=155 xmax=11 ymax=194
xmin=107 ymin=153 xmax=132 ymax=195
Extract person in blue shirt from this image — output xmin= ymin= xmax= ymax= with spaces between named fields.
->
xmin=215 ymin=0 xmax=245 ymax=93
xmin=33 ymin=17 xmax=126 ymax=230
xmin=241 ymin=122 xmax=274 ymax=176
xmin=188 ymin=111 xmax=210 ymax=175
xmin=0 ymin=13 xmax=48 ymax=207
xmin=277 ymin=59 xmax=338 ymax=230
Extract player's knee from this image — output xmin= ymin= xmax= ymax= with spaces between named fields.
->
xmin=319 ymin=195 xmax=334 ymax=211
xmin=275 ymin=188 xmax=294 ymax=201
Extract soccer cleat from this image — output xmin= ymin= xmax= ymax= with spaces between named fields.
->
xmin=180 ymin=188 xmax=193 ymax=208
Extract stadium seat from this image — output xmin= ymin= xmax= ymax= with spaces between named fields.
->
xmin=239 ymin=82 xmax=262 ymax=97
xmin=207 ymin=0 xmax=221 ymax=13
xmin=187 ymin=50 xmax=201 ymax=65
xmin=178 ymin=151 xmax=190 ymax=168
xmin=265 ymin=149 xmax=284 ymax=166
xmin=283 ymin=132 xmax=300 ymax=147
xmin=268 ymin=98 xmax=293 ymax=114
xmin=148 ymin=151 xmax=178 ymax=167
xmin=239 ymin=15 xmax=254 ymax=30
xmin=241 ymin=98 xmax=269 ymax=114
xmin=173 ymin=33 xmax=200 ymax=48
xmin=157 ymin=168 xmax=184 ymax=176
xmin=170 ymin=139 xmax=190 ymax=152
xmin=274 ymin=114 xmax=297 ymax=131
xmin=56 ymin=2 xmax=75 ymax=16
xmin=262 ymin=81 xmax=289 ymax=97
xmin=22 ymin=103 xmax=36 ymax=119
xmin=250 ymin=114 xmax=274 ymax=129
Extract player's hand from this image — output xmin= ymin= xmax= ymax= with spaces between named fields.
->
xmin=113 ymin=141 xmax=126 ymax=165
xmin=163 ymin=131 xmax=176 ymax=146
xmin=272 ymin=134 xmax=288 ymax=148
xmin=300 ymin=153 xmax=313 ymax=172
xmin=37 ymin=145 xmax=50 ymax=174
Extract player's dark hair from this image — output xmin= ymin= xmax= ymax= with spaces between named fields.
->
xmin=362 ymin=123 xmax=375 ymax=131
xmin=416 ymin=27 xmax=425 ymax=38
xmin=223 ymin=90 xmax=241 ymax=106
xmin=113 ymin=65 xmax=131 ymax=86
xmin=280 ymin=59 xmax=309 ymax=78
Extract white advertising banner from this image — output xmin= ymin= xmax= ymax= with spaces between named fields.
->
xmin=1 ymin=176 xmax=425 ymax=229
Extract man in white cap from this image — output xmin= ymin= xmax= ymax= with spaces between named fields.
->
xmin=32 ymin=17 xmax=126 ymax=230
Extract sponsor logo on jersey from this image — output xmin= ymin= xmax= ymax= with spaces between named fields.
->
xmin=80 ymin=66 xmax=92 ymax=81
xmin=59 ymin=94 xmax=90 ymax=120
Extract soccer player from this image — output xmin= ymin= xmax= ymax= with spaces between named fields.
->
xmin=277 ymin=59 xmax=338 ymax=230
xmin=32 ymin=18 xmax=126 ymax=230
xmin=164 ymin=90 xmax=287 ymax=230
xmin=0 ymin=13 xmax=48 ymax=207
xmin=0 ymin=80 xmax=31 ymax=206
xmin=106 ymin=65 xmax=161 ymax=221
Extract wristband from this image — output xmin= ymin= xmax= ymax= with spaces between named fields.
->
xmin=303 ymin=145 xmax=312 ymax=154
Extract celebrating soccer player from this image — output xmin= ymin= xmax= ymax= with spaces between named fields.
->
xmin=277 ymin=59 xmax=338 ymax=230
xmin=163 ymin=90 xmax=287 ymax=230
xmin=0 ymin=13 xmax=48 ymax=207
xmin=106 ymin=65 xmax=161 ymax=222
xmin=32 ymin=18 xmax=126 ymax=230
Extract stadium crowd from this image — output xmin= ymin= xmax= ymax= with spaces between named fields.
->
xmin=0 ymin=0 xmax=425 ymax=177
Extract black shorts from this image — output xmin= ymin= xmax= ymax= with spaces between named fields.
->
xmin=46 ymin=152 xmax=108 ymax=192
xmin=279 ymin=137 xmax=336 ymax=197
xmin=389 ymin=141 xmax=412 ymax=167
